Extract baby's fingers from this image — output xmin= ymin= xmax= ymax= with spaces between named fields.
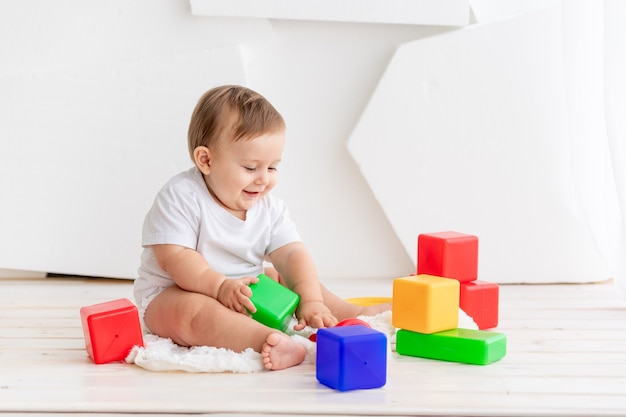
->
xmin=307 ymin=315 xmax=325 ymax=329
xmin=240 ymin=285 xmax=253 ymax=298
xmin=240 ymin=291 xmax=256 ymax=314
xmin=323 ymin=314 xmax=338 ymax=328
xmin=293 ymin=317 xmax=307 ymax=331
xmin=242 ymin=275 xmax=259 ymax=287
xmin=307 ymin=313 xmax=337 ymax=329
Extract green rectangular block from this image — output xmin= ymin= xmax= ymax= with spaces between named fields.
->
xmin=248 ymin=274 xmax=300 ymax=332
xmin=396 ymin=328 xmax=506 ymax=365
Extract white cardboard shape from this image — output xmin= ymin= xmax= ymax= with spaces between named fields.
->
xmin=347 ymin=7 xmax=610 ymax=283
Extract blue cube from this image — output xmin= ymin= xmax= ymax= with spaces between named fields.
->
xmin=316 ymin=325 xmax=387 ymax=391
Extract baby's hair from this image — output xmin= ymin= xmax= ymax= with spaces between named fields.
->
xmin=187 ymin=85 xmax=285 ymax=160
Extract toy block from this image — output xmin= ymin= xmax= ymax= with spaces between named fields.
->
xmin=316 ymin=325 xmax=387 ymax=391
xmin=392 ymin=275 xmax=459 ymax=334
xmin=80 ymin=298 xmax=144 ymax=364
xmin=336 ymin=318 xmax=371 ymax=328
xmin=396 ymin=328 xmax=506 ymax=365
xmin=418 ymin=231 xmax=478 ymax=282
xmin=248 ymin=273 xmax=299 ymax=332
xmin=460 ymin=280 xmax=499 ymax=329
xmin=309 ymin=317 xmax=371 ymax=342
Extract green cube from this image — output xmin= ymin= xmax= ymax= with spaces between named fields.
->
xmin=396 ymin=328 xmax=506 ymax=365
xmin=248 ymin=274 xmax=300 ymax=332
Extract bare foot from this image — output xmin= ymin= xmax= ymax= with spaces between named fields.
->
xmin=261 ymin=332 xmax=306 ymax=370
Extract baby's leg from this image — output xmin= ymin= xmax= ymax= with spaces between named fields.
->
xmin=319 ymin=283 xmax=391 ymax=320
xmin=144 ymin=286 xmax=304 ymax=368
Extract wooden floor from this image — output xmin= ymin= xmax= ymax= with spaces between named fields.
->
xmin=1 ymin=275 xmax=625 ymax=417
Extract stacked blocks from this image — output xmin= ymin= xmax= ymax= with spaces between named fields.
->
xmin=80 ymin=298 xmax=144 ymax=364
xmin=248 ymin=273 xmax=300 ymax=332
xmin=316 ymin=325 xmax=387 ymax=391
xmin=393 ymin=231 xmax=506 ymax=365
xmin=418 ymin=231 xmax=499 ymax=330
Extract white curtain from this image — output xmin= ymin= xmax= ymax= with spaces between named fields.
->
xmin=563 ymin=1 xmax=626 ymax=293
xmin=604 ymin=0 xmax=626 ymax=293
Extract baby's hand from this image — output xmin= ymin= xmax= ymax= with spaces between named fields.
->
xmin=295 ymin=301 xmax=338 ymax=330
xmin=217 ymin=276 xmax=259 ymax=315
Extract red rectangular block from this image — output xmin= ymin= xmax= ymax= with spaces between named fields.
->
xmin=460 ymin=280 xmax=499 ymax=329
xmin=417 ymin=231 xmax=478 ymax=282
xmin=80 ymin=298 xmax=144 ymax=364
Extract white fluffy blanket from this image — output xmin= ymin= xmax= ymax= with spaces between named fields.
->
xmin=126 ymin=309 xmax=477 ymax=373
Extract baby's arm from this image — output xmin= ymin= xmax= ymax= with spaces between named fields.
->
xmin=151 ymin=244 xmax=258 ymax=314
xmin=268 ymin=242 xmax=337 ymax=329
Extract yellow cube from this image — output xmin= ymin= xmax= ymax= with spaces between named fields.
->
xmin=392 ymin=275 xmax=459 ymax=334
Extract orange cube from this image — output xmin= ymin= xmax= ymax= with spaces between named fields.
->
xmin=392 ymin=275 xmax=459 ymax=334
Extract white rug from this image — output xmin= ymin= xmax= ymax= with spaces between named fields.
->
xmin=126 ymin=309 xmax=477 ymax=373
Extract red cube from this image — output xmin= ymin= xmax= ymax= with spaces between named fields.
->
xmin=460 ymin=280 xmax=499 ymax=329
xmin=417 ymin=231 xmax=478 ymax=282
xmin=80 ymin=298 xmax=144 ymax=364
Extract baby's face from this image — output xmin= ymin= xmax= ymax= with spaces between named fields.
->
xmin=204 ymin=131 xmax=285 ymax=220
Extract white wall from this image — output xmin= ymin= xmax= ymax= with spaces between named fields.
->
xmin=1 ymin=0 xmax=623 ymax=288
xmin=348 ymin=5 xmax=611 ymax=284
xmin=0 ymin=0 xmax=434 ymax=280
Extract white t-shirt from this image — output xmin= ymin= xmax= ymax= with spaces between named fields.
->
xmin=133 ymin=166 xmax=301 ymax=304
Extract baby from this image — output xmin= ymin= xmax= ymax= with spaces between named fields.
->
xmin=133 ymin=85 xmax=389 ymax=370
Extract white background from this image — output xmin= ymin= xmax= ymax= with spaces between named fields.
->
xmin=0 ymin=1 xmax=624 ymax=291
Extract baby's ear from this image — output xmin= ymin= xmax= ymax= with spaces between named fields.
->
xmin=193 ymin=146 xmax=212 ymax=174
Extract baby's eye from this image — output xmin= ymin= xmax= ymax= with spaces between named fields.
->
xmin=244 ymin=166 xmax=256 ymax=172
xmin=269 ymin=167 xmax=278 ymax=171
